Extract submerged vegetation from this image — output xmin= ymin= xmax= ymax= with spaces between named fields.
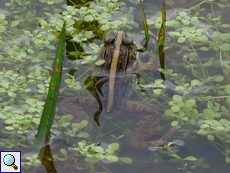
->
xmin=0 ymin=0 xmax=230 ymax=172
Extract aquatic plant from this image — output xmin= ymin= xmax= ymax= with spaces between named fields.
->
xmin=0 ymin=0 xmax=230 ymax=172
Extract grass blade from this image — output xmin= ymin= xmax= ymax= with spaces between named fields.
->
xmin=138 ymin=0 xmax=149 ymax=52
xmin=34 ymin=22 xmax=66 ymax=147
xmin=158 ymin=3 xmax=166 ymax=46
xmin=140 ymin=0 xmax=149 ymax=42
xmin=158 ymin=3 xmax=166 ymax=80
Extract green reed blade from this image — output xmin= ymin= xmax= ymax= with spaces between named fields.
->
xmin=158 ymin=3 xmax=166 ymax=46
xmin=158 ymin=3 xmax=166 ymax=80
xmin=137 ymin=0 xmax=149 ymax=52
xmin=140 ymin=0 xmax=149 ymax=42
xmin=34 ymin=22 xmax=66 ymax=147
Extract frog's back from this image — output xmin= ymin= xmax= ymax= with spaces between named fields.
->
xmin=93 ymin=31 xmax=139 ymax=111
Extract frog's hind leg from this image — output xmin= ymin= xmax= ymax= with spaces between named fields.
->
xmin=146 ymin=128 xmax=178 ymax=147
xmin=59 ymin=96 xmax=97 ymax=132
xmin=115 ymin=100 xmax=162 ymax=148
xmin=131 ymin=114 xmax=161 ymax=148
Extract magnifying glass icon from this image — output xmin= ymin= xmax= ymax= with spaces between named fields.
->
xmin=3 ymin=154 xmax=18 ymax=170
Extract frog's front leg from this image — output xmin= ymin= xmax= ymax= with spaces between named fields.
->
xmin=136 ymin=61 xmax=159 ymax=72
xmin=136 ymin=53 xmax=160 ymax=73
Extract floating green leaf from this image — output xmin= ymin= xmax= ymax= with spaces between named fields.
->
xmin=108 ymin=143 xmax=119 ymax=151
xmin=207 ymin=135 xmax=215 ymax=141
xmin=171 ymin=121 xmax=178 ymax=126
xmin=106 ymin=155 xmax=119 ymax=162
xmin=183 ymin=156 xmax=197 ymax=161
xmin=219 ymin=43 xmax=230 ymax=51
xmin=95 ymin=60 xmax=105 ymax=66
xmin=202 ymin=109 xmax=215 ymax=119
xmin=119 ymin=157 xmax=133 ymax=164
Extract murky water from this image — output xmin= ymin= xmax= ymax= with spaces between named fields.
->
xmin=0 ymin=0 xmax=230 ymax=172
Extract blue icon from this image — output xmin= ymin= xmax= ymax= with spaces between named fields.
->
xmin=3 ymin=154 xmax=18 ymax=170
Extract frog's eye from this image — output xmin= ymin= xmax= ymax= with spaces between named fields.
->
xmin=122 ymin=38 xmax=133 ymax=46
xmin=130 ymin=39 xmax=134 ymax=45
xmin=104 ymin=37 xmax=115 ymax=45
xmin=110 ymin=39 xmax=115 ymax=45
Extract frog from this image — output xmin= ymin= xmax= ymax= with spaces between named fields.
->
xmin=59 ymin=31 xmax=176 ymax=148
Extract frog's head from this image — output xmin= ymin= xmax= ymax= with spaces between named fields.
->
xmin=104 ymin=31 xmax=134 ymax=49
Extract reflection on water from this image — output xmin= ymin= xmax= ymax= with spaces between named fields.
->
xmin=0 ymin=0 xmax=230 ymax=172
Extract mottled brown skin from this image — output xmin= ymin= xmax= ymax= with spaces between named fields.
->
xmin=94 ymin=31 xmax=138 ymax=76
xmin=59 ymin=31 xmax=174 ymax=148
xmin=59 ymin=96 xmax=162 ymax=148
xmin=93 ymin=31 xmax=139 ymax=111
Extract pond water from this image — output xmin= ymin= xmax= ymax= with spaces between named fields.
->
xmin=0 ymin=0 xmax=230 ymax=173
